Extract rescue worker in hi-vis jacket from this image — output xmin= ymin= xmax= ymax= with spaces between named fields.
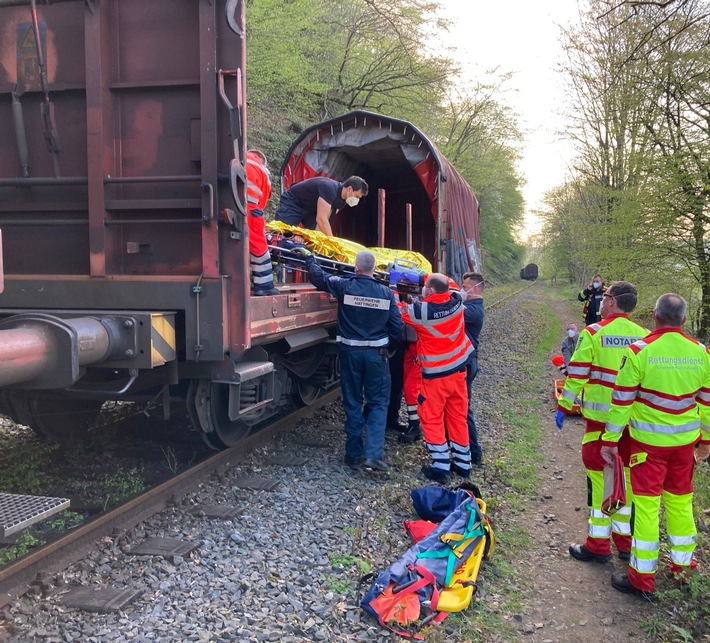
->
xmin=557 ymin=281 xmax=647 ymax=563
xmin=246 ymin=150 xmax=279 ymax=296
xmin=600 ymin=293 xmax=710 ymax=599
xmin=398 ymin=324 xmax=423 ymax=444
xmin=400 ymin=273 xmax=474 ymax=483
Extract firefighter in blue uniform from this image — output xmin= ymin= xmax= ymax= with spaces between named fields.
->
xmin=296 ymin=248 xmax=403 ymax=472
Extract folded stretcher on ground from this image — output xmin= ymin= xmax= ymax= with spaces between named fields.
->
xmin=361 ymin=484 xmax=495 ymax=639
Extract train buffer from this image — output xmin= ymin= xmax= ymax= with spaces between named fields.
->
xmin=0 ymin=493 xmax=70 ymax=538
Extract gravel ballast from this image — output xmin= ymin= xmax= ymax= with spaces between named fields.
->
xmin=1 ymin=286 xmax=545 ymax=643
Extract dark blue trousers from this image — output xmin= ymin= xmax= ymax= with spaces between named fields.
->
xmin=339 ymin=347 xmax=391 ymax=461
xmin=467 ymin=357 xmax=483 ymax=463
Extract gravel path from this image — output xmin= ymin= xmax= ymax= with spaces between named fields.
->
xmin=0 ymin=284 xmax=657 ymax=642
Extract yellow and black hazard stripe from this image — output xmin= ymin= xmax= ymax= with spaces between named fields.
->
xmin=150 ymin=313 xmax=176 ymax=367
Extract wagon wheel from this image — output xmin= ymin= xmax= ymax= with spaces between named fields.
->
xmin=293 ymin=377 xmax=322 ymax=407
xmin=186 ymin=379 xmax=253 ymax=449
xmin=3 ymin=390 xmax=103 ymax=443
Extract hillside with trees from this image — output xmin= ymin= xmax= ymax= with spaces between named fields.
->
xmin=536 ymin=0 xmax=710 ymax=340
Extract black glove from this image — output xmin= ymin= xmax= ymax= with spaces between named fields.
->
xmin=291 ymin=246 xmax=312 ymax=257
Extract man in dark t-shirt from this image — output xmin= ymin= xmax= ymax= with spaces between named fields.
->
xmin=274 ymin=176 xmax=368 ymax=236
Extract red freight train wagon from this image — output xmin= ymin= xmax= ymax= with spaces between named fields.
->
xmin=0 ymin=0 xmax=341 ymax=448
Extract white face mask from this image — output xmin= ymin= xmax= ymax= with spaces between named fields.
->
xmin=346 ymin=196 xmax=360 ymax=207
xmin=567 ymin=329 xmax=576 ymax=338
xmin=592 ymin=281 xmax=600 ymax=289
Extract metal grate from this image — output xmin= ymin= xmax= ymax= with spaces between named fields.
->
xmin=0 ymin=493 xmax=70 ymax=538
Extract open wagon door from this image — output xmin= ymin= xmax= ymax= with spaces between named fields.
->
xmin=280 ymin=110 xmax=481 ymax=282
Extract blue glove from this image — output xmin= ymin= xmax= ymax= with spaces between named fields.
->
xmin=389 ymin=269 xmax=403 ymax=285
xmin=555 ymin=410 xmax=565 ymax=430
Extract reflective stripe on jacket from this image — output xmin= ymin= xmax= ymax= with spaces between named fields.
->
xmin=558 ymin=314 xmax=647 ymax=423
xmin=401 ymin=291 xmax=473 ymax=379
xmin=603 ymin=328 xmax=710 ymax=447
xmin=306 ymin=259 xmax=403 ymax=349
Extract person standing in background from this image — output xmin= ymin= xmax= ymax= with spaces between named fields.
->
xmin=578 ymin=274 xmax=606 ymax=325
xmin=561 ymin=322 xmax=579 ymax=372
xmin=461 ymin=272 xmax=485 ymax=465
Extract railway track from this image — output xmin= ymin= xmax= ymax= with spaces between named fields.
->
xmin=0 ymin=389 xmax=341 ymax=609
xmin=0 ymin=283 xmax=536 ymax=616
xmin=0 ymin=283 xmax=551 ymax=642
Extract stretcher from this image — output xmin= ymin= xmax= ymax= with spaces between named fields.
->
xmin=265 ymin=220 xmax=432 ymax=272
xmin=362 ymin=490 xmax=495 ymax=639
xmin=554 ymin=379 xmax=582 ymax=415
xmin=434 ymin=498 xmax=495 ymax=612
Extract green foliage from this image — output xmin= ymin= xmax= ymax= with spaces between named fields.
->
xmin=537 ymin=0 xmax=710 ymax=339
xmin=97 ymin=468 xmax=145 ymax=511
xmin=325 ymin=575 xmax=352 ymax=595
xmin=49 ymin=510 xmax=84 ymax=531
xmin=0 ymin=532 xmax=43 ymax=565
xmin=245 ymin=0 xmax=526 ymax=277
xmin=328 ymin=551 xmax=371 ymax=574
xmin=0 ymin=441 xmax=59 ymax=494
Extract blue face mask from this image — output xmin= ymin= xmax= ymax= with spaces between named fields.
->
xmin=567 ymin=329 xmax=576 ymax=338
xmin=592 ymin=281 xmax=600 ymax=289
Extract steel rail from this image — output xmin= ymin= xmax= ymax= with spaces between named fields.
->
xmin=0 ymin=388 xmax=341 ymax=608
xmin=485 ymin=280 xmax=537 ymax=311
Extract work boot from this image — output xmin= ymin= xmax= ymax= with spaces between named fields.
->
xmin=610 ymin=573 xmax=655 ymax=601
xmin=618 ymin=550 xmax=631 ymax=561
xmin=386 ymin=422 xmax=408 ymax=434
xmin=253 ymin=287 xmax=280 ymax=296
xmin=399 ymin=421 xmax=422 ymax=444
xmin=420 ymin=465 xmax=449 ymax=484
xmin=671 ymin=562 xmax=698 ymax=586
xmin=343 ymin=454 xmax=362 ymax=470
xmin=362 ymin=458 xmax=388 ymax=472
xmin=569 ymin=543 xmax=612 ymax=563
xmin=451 ymin=464 xmax=471 ymax=479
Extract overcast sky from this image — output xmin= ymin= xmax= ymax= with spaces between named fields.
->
xmin=434 ymin=1 xmax=582 ymax=241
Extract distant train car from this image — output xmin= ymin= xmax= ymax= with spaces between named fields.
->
xmin=520 ymin=264 xmax=538 ymax=281
xmin=0 ymin=5 xmax=480 ymax=450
